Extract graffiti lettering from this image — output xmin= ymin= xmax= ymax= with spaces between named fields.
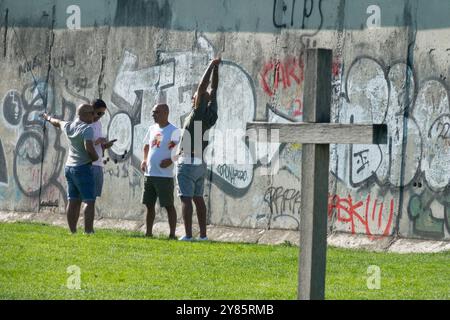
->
xmin=261 ymin=57 xmax=304 ymax=120
xmin=429 ymin=117 xmax=450 ymax=141
xmin=260 ymin=57 xmax=304 ymax=97
xmin=261 ymin=56 xmax=341 ymax=122
xmin=216 ymin=164 xmax=248 ymax=186
xmin=261 ymin=58 xmax=304 ymax=97
xmin=264 ymin=186 xmax=301 ymax=217
xmin=52 ymin=54 xmax=76 ymax=69
xmin=73 ymin=76 xmax=92 ymax=92
xmin=18 ymin=55 xmax=42 ymax=76
xmin=328 ymin=194 xmax=395 ymax=240
xmin=272 ymin=0 xmax=323 ymax=30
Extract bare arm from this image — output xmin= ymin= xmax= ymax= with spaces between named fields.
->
xmin=41 ymin=113 xmax=63 ymax=128
xmin=84 ymin=140 xmax=99 ymax=162
xmin=194 ymin=58 xmax=221 ymax=108
xmin=211 ymin=64 xmax=219 ymax=91
xmin=102 ymin=139 xmax=117 ymax=150
xmin=143 ymin=144 xmax=149 ymax=162
xmin=196 ymin=62 xmax=215 ymax=95
xmin=209 ymin=64 xmax=219 ymax=102
xmin=141 ymin=144 xmax=149 ymax=172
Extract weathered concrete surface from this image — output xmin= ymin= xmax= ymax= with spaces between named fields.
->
xmin=1 ymin=0 xmax=450 ymax=249
xmin=387 ymin=238 xmax=450 ymax=254
xmin=1 ymin=211 xmax=449 ymax=254
xmin=327 ymin=233 xmax=394 ymax=252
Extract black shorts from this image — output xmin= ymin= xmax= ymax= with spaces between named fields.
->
xmin=142 ymin=176 xmax=174 ymax=207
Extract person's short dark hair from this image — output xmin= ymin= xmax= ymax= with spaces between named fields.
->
xmin=92 ymin=99 xmax=107 ymax=109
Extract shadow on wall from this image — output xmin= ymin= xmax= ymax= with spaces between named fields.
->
xmin=1 ymin=0 xmax=450 ymax=31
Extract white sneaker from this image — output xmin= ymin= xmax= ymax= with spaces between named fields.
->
xmin=178 ymin=235 xmax=193 ymax=241
xmin=197 ymin=236 xmax=209 ymax=241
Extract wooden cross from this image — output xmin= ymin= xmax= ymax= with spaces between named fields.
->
xmin=247 ymin=49 xmax=387 ymax=300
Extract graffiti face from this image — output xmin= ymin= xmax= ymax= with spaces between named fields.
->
xmin=2 ymin=90 xmax=23 ymax=126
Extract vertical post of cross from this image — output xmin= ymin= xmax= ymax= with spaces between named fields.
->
xmin=298 ymin=48 xmax=332 ymax=300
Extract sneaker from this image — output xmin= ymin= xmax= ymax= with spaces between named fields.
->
xmin=197 ymin=236 xmax=209 ymax=241
xmin=178 ymin=235 xmax=193 ymax=241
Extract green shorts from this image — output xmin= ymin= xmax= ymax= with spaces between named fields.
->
xmin=142 ymin=176 xmax=174 ymax=207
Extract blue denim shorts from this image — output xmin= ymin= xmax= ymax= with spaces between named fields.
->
xmin=92 ymin=165 xmax=104 ymax=198
xmin=176 ymin=163 xmax=207 ymax=198
xmin=64 ymin=164 xmax=95 ymax=202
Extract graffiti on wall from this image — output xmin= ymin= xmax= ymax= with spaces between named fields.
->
xmin=1 ymin=25 xmax=449 ymax=240
xmin=261 ymin=56 xmax=305 ymax=121
xmin=333 ymin=56 xmax=450 ymax=238
xmin=107 ymin=35 xmax=281 ymax=197
xmin=260 ymin=55 xmax=341 ymax=123
xmin=328 ymin=194 xmax=395 ymax=240
xmin=1 ymin=69 xmax=86 ymax=207
xmin=264 ymin=186 xmax=301 ymax=229
xmin=0 ymin=139 xmax=7 ymax=185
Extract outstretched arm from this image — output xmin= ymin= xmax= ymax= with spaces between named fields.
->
xmin=41 ymin=113 xmax=63 ymax=128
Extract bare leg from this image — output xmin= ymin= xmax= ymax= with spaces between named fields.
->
xmin=84 ymin=200 xmax=96 ymax=234
xmin=67 ymin=199 xmax=82 ymax=233
xmin=145 ymin=204 xmax=156 ymax=237
xmin=164 ymin=205 xmax=177 ymax=238
xmin=193 ymin=196 xmax=207 ymax=238
xmin=180 ymin=197 xmax=193 ymax=238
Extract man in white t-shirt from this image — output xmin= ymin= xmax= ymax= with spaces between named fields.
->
xmin=140 ymin=104 xmax=180 ymax=239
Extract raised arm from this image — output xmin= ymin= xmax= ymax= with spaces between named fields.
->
xmin=210 ymin=64 xmax=219 ymax=100
xmin=194 ymin=58 xmax=221 ymax=107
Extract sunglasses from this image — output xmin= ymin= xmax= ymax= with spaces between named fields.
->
xmin=96 ymin=111 xmax=105 ymax=117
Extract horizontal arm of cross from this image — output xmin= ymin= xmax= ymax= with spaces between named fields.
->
xmin=246 ymin=122 xmax=387 ymax=145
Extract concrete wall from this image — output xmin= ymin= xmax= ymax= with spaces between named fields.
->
xmin=0 ymin=0 xmax=449 ymax=241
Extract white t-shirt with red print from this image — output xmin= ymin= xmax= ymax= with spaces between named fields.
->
xmin=143 ymin=123 xmax=180 ymax=178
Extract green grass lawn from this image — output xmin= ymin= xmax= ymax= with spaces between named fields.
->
xmin=0 ymin=222 xmax=448 ymax=300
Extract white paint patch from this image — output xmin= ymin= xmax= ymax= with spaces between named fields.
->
xmin=109 ymin=113 xmax=132 ymax=156
xmin=415 ymin=80 xmax=450 ymax=190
